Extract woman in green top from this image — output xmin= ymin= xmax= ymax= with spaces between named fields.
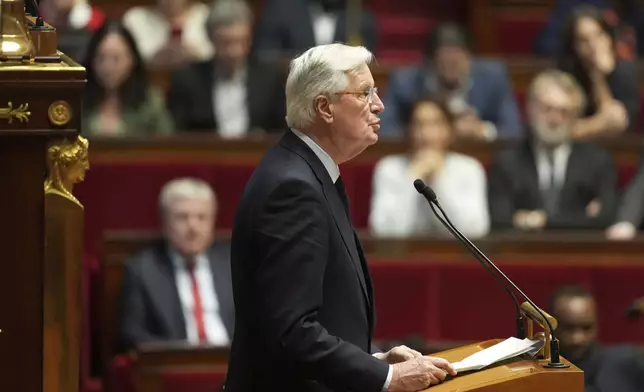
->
xmin=82 ymin=20 xmax=174 ymax=136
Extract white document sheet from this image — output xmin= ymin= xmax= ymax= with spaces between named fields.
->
xmin=451 ymin=337 xmax=545 ymax=373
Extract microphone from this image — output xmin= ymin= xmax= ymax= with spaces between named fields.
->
xmin=413 ymin=179 xmax=569 ymax=369
xmin=26 ymin=0 xmax=45 ymax=27
xmin=626 ymin=297 xmax=644 ymax=319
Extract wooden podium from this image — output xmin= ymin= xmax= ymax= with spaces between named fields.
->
xmin=0 ymin=7 xmax=87 ymax=392
xmin=427 ymin=339 xmax=583 ymax=391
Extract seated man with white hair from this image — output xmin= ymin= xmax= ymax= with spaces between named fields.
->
xmin=118 ymin=178 xmax=234 ymax=351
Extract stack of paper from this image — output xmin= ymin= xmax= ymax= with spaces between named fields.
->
xmin=451 ymin=337 xmax=545 ymax=372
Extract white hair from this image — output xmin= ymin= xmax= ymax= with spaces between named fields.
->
xmin=285 ymin=43 xmax=374 ymax=129
xmin=158 ymin=178 xmax=217 ymax=212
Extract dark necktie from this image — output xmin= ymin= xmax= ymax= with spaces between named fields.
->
xmin=334 ymin=177 xmax=351 ymax=221
xmin=542 ymin=151 xmax=559 ymax=215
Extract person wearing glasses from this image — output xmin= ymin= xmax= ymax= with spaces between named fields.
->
xmin=369 ymin=98 xmax=490 ymax=238
xmin=225 ymin=43 xmax=457 ymax=392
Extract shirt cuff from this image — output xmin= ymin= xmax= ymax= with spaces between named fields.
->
xmin=381 ymin=364 xmax=393 ymax=392
xmin=482 ymin=121 xmax=498 ymax=141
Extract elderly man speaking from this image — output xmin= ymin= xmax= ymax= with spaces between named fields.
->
xmin=225 ymin=44 xmax=456 ymax=392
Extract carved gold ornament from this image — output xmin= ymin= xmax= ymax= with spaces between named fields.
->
xmin=0 ymin=102 xmax=30 ymax=123
xmin=44 ymin=135 xmax=90 ymax=208
xmin=48 ymin=100 xmax=73 ymax=126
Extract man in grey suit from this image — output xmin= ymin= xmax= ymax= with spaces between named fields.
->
xmin=119 ymin=178 xmax=234 ymax=350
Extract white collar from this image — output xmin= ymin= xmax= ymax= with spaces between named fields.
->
xmin=167 ymin=246 xmax=208 ymax=271
xmin=291 ymin=128 xmax=340 ymax=183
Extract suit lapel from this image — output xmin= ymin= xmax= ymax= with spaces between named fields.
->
xmin=246 ymin=65 xmax=261 ymax=131
xmin=279 ymin=131 xmax=370 ymax=306
xmin=521 ymin=141 xmax=544 ymax=209
xmin=208 ymin=245 xmax=235 ymax=336
xmin=155 ymin=246 xmax=188 ymax=339
xmin=203 ymin=62 xmax=218 ymax=129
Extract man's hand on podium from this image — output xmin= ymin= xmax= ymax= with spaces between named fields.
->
xmin=373 ymin=345 xmax=424 ymax=364
xmin=387 ymin=355 xmax=457 ymax=391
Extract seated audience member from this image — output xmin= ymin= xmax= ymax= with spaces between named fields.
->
xmin=252 ymin=0 xmax=377 ymax=62
xmin=535 ymin=0 xmax=643 ymax=59
xmin=380 ymin=23 xmax=522 ymax=140
xmin=488 ymin=70 xmax=618 ymax=231
xmin=557 ymin=5 xmax=639 ymax=138
xmin=369 ymin=99 xmax=490 ymax=238
xmin=550 ymin=285 xmax=644 ymax=391
xmin=167 ymin=0 xmax=285 ymax=135
xmin=119 ymin=178 xmax=234 ymax=350
xmin=123 ymin=0 xmax=213 ymax=67
xmin=606 ymin=154 xmax=644 ymax=240
xmin=40 ymin=0 xmax=105 ymax=31
xmin=82 ymin=21 xmax=174 ymax=136
xmin=39 ymin=0 xmax=106 ymax=62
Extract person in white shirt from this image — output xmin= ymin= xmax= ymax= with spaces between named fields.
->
xmin=123 ymin=0 xmax=214 ymax=67
xmin=119 ymin=178 xmax=234 ymax=350
xmin=369 ymin=98 xmax=490 ymax=238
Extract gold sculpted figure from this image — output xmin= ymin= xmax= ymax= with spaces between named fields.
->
xmin=44 ymin=135 xmax=90 ymax=208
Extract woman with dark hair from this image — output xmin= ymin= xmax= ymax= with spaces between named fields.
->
xmin=82 ymin=20 xmax=174 ymax=136
xmin=557 ymin=4 xmax=639 ymax=138
xmin=369 ymin=98 xmax=490 ymax=238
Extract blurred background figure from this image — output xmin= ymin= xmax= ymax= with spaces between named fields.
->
xmin=488 ymin=69 xmax=618 ymax=231
xmin=606 ymin=154 xmax=644 ymax=240
xmin=82 ymin=20 xmax=174 ymax=137
xmin=369 ymin=98 xmax=490 ymax=238
xmin=557 ymin=5 xmax=639 ymax=138
xmin=380 ymin=23 xmax=521 ymax=140
xmin=167 ymin=0 xmax=286 ymax=135
xmin=549 ymin=285 xmax=644 ymax=391
xmin=535 ymin=0 xmax=644 ymax=59
xmin=39 ymin=0 xmax=106 ymax=62
xmin=123 ymin=0 xmax=214 ymax=68
xmin=119 ymin=178 xmax=234 ymax=351
xmin=252 ymin=0 xmax=377 ymax=62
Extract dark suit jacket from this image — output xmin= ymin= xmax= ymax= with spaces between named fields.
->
xmin=225 ymin=130 xmax=389 ymax=392
xmin=118 ymin=241 xmax=235 ymax=351
xmin=379 ymin=59 xmax=522 ymax=138
xmin=616 ymin=153 xmax=644 ymax=228
xmin=252 ymin=0 xmax=377 ymax=61
xmin=488 ymin=139 xmax=618 ymax=230
xmin=578 ymin=344 xmax=644 ymax=392
xmin=166 ymin=60 xmax=286 ymax=133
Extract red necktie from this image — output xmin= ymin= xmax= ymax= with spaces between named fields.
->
xmin=187 ymin=263 xmax=208 ymax=343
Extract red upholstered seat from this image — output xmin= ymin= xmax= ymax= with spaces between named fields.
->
xmin=162 ymin=370 xmax=227 ymax=392
xmin=496 ymin=11 xmax=548 ymax=54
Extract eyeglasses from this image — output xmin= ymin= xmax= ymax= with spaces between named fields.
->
xmin=335 ymin=87 xmax=379 ymax=104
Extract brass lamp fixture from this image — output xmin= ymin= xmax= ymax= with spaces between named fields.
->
xmin=0 ymin=0 xmax=36 ymax=64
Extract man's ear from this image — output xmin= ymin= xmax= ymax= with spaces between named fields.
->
xmin=315 ymin=95 xmax=334 ymax=124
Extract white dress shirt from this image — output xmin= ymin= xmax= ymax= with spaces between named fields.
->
xmin=369 ymin=153 xmax=490 ymax=238
xmin=213 ymin=68 xmax=249 ymax=138
xmin=309 ymin=4 xmax=337 ymax=45
xmin=123 ymin=3 xmax=214 ymax=62
xmin=170 ymin=249 xmax=229 ymax=346
xmin=533 ymin=143 xmax=571 ymax=192
xmin=291 ymin=129 xmax=393 ymax=392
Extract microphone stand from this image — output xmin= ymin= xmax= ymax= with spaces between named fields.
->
xmin=414 ymin=179 xmax=569 ymax=369
xmin=427 ymin=201 xmax=525 ymax=340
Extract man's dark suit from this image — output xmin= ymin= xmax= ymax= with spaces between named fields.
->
xmin=119 ymin=241 xmax=235 ymax=351
xmin=252 ymin=0 xmax=377 ymax=61
xmin=615 ymin=154 xmax=644 ymax=228
xmin=225 ymin=130 xmax=389 ymax=392
xmin=166 ymin=60 xmax=286 ymax=133
xmin=576 ymin=344 xmax=644 ymax=392
xmin=488 ymin=139 xmax=618 ymax=230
